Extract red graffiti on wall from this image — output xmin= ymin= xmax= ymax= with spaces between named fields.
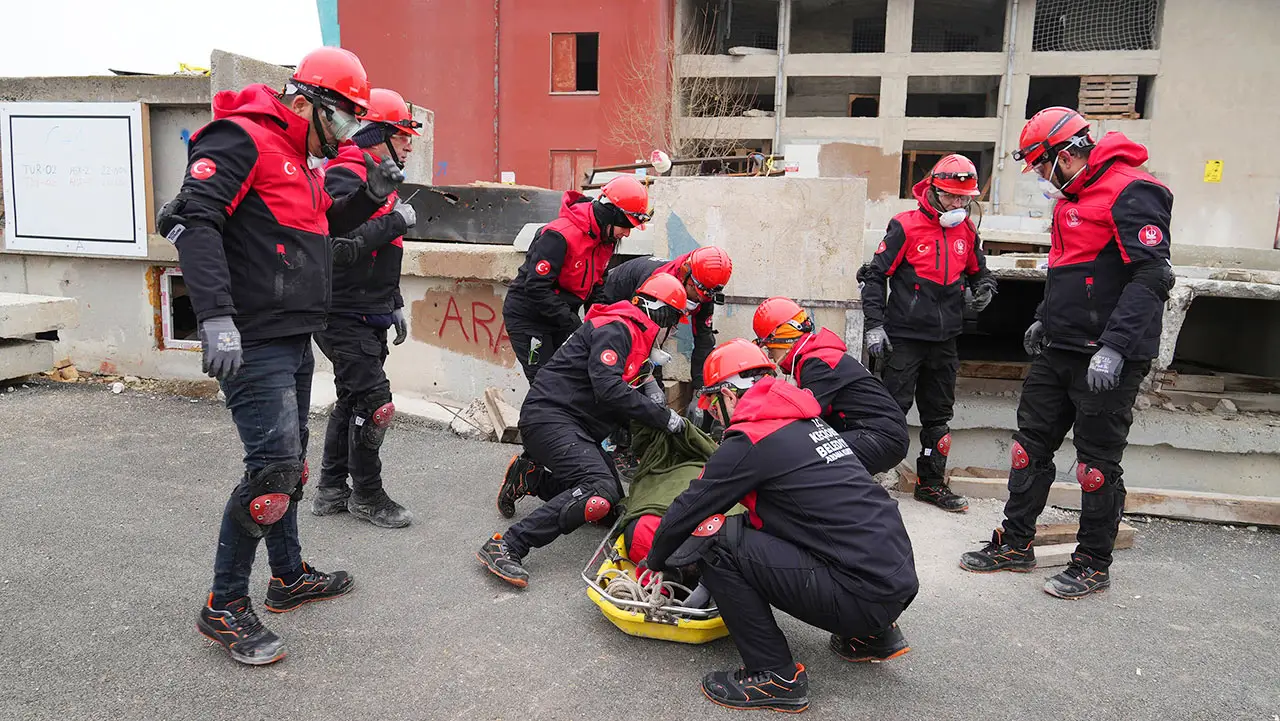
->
xmin=411 ymin=286 xmax=517 ymax=367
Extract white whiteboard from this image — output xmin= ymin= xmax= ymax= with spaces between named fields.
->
xmin=1 ymin=102 xmax=149 ymax=257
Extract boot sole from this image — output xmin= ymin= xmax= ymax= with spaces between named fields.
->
xmin=196 ymin=622 xmax=286 ymax=665
xmin=958 ymin=560 xmax=1037 ymax=574
xmin=1043 ymin=582 xmax=1110 ymax=600
xmin=497 ymin=455 xmax=521 ymax=519
xmin=476 ymin=551 xmax=528 ymax=589
xmin=348 ymin=508 xmax=413 ymax=528
xmin=264 ymin=580 xmax=355 ymax=614
xmin=834 ymin=645 xmax=911 ymax=663
xmin=914 ymin=497 xmax=969 ymax=513
xmin=701 ymin=688 xmax=809 ymax=714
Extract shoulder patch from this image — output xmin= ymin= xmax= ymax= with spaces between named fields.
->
xmin=535 ymin=259 xmax=552 ymax=275
xmin=875 ymin=241 xmax=887 ymax=254
xmin=1139 ymin=225 xmax=1165 ymax=247
xmin=190 ymin=158 xmax=216 ymax=180
xmin=600 ymin=349 xmax=618 ymax=366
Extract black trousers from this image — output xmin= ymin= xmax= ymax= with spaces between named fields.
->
xmin=1002 ymin=348 xmax=1149 ymax=570
xmin=841 ymin=425 xmax=911 ymax=476
xmin=882 ymin=337 xmax=959 ymax=484
xmin=503 ymin=415 xmax=622 ymax=559
xmin=700 ymin=526 xmax=910 ymax=674
xmin=314 ymin=314 xmax=393 ymax=497
xmin=506 ymin=318 xmax=572 ymax=384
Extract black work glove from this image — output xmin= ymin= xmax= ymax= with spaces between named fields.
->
xmin=392 ymin=308 xmax=408 ymax=345
xmin=363 ymin=151 xmax=405 ymax=202
xmin=332 ymin=236 xmax=365 ymax=268
xmin=1023 ymin=320 xmax=1045 ymax=357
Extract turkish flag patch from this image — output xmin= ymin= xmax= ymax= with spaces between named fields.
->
xmin=599 ymin=349 xmax=618 ymax=366
xmin=535 ymin=259 xmax=552 ymax=275
xmin=875 ymin=241 xmax=887 ymax=254
xmin=1139 ymin=225 xmax=1164 ymax=247
xmin=190 ymin=158 xmax=217 ymax=180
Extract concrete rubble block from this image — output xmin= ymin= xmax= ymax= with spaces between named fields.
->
xmin=0 ymin=339 xmax=55 ymax=381
xmin=1214 ymin=398 xmax=1238 ymax=417
xmin=449 ymin=398 xmax=496 ymax=441
xmin=210 ymin=50 xmax=291 ymax=95
xmin=0 ymin=293 xmax=79 ymax=337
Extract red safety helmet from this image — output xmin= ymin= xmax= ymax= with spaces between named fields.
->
xmin=683 ymin=246 xmax=733 ymax=301
xmin=698 ymin=339 xmax=776 ymax=410
xmin=599 ymin=175 xmax=653 ymax=229
xmin=929 ymin=155 xmax=980 ymax=197
xmin=1013 ymin=106 xmax=1093 ymax=171
xmin=291 ymin=47 xmax=371 ymax=112
xmin=365 ymin=88 xmax=422 ymax=136
xmin=752 ymin=297 xmax=813 ymax=349
xmin=635 ymin=273 xmax=688 ymax=311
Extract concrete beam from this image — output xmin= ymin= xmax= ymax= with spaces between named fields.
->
xmin=676 ymin=115 xmax=775 ymax=139
xmin=210 ymin=50 xmax=290 ymax=95
xmin=781 ymin=117 xmax=885 ymax=142
xmin=904 ymin=117 xmax=1001 ymax=142
xmin=0 ymin=76 xmax=210 ymax=105
xmin=905 ymin=53 xmax=1006 ymax=76
xmin=0 ymin=339 xmax=54 ymax=381
xmin=0 ymin=293 xmax=78 ymax=337
xmin=884 ymin=0 xmax=914 ymax=54
xmin=1019 ymin=51 xmax=1161 ymax=77
xmin=782 ymin=52 xmax=1004 ymax=78
xmin=676 ymin=54 xmax=776 ymax=79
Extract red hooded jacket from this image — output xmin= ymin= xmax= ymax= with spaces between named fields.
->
xmin=167 ymin=84 xmax=381 ymax=339
xmin=648 ymin=376 xmax=919 ymax=602
xmin=861 ymin=177 xmax=994 ymax=342
xmin=504 ymin=192 xmax=615 ymax=332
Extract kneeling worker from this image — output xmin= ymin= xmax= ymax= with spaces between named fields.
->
xmin=752 ymin=297 xmax=909 ymax=475
xmin=478 ymin=274 xmax=690 ymax=588
xmin=646 ymin=340 xmax=918 ymax=713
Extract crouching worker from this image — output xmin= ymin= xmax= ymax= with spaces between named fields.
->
xmin=752 ymin=297 xmax=909 ymax=475
xmin=478 ymin=274 xmax=690 ymax=588
xmin=645 ymin=339 xmax=918 ymax=713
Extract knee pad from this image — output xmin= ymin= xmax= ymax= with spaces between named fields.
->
xmin=1076 ymin=462 xmax=1106 ymax=493
xmin=557 ymin=484 xmax=619 ymax=532
xmin=232 ymin=461 xmax=303 ymax=538
xmin=1007 ymin=441 xmax=1053 ymax=494
xmin=584 ymin=496 xmax=612 ymax=523
xmin=355 ymin=399 xmax=395 ymax=450
xmin=916 ymin=424 xmax=951 ymax=482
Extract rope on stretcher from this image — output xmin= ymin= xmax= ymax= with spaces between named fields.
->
xmin=596 ymin=566 xmax=695 ymax=613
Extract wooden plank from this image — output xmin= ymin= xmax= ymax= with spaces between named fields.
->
xmin=953 ymin=466 xmax=1008 ymax=480
xmin=1212 ymin=372 xmax=1280 ymax=395
xmin=1161 ymin=373 xmax=1226 ymax=393
xmin=894 ymin=462 xmax=918 ymax=492
xmin=959 ymin=360 xmax=1029 ymax=381
xmin=1035 ymin=522 xmax=1135 ymax=549
xmin=1034 ymin=542 xmax=1079 ymax=568
xmin=140 ymin=103 xmax=156 ymax=235
xmin=1160 ymin=389 xmax=1280 ymax=413
xmin=955 ymin=376 xmax=1024 ymax=395
xmin=945 ymin=475 xmax=1280 ymax=527
xmin=482 ymin=387 xmax=521 ymax=444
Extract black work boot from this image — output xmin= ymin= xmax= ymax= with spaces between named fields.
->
xmin=197 ymin=594 xmax=286 ymax=665
xmin=477 ymin=533 xmax=529 ymax=588
xmin=701 ymin=664 xmax=810 ymax=713
xmin=348 ymin=489 xmax=413 ymax=528
xmin=914 ymin=482 xmax=969 ymax=512
xmin=1043 ymin=561 xmax=1110 ymax=599
xmin=264 ymin=562 xmax=355 ymax=613
xmin=311 ymin=485 xmax=351 ymax=516
xmin=497 ymin=454 xmax=535 ymax=519
xmin=830 ymin=623 xmax=910 ymax=663
xmin=959 ymin=529 xmax=1036 ymax=573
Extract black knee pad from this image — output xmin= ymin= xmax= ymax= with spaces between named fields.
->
xmin=556 ymin=483 xmax=621 ymax=533
xmin=355 ymin=392 xmax=394 ymax=450
xmin=231 ymin=461 xmax=303 ymax=538
xmin=1007 ymin=440 xmax=1055 ymax=494
xmin=916 ymin=424 xmax=951 ymax=481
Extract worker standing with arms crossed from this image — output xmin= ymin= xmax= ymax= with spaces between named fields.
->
xmin=860 ymin=155 xmax=997 ymax=512
xmin=960 ymin=108 xmax=1174 ymax=599
xmin=160 ymin=47 xmax=405 ymax=665
xmin=311 ymin=88 xmax=421 ymax=529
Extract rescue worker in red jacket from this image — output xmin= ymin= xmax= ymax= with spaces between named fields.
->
xmin=590 ymin=246 xmax=734 ymax=394
xmin=753 ymin=297 xmax=909 ymax=475
xmin=645 ymin=340 xmax=917 ymax=713
xmin=503 ymin=175 xmax=652 ymax=383
xmin=961 ymin=108 xmax=1174 ymax=600
xmin=860 ymin=155 xmax=997 ymax=513
xmin=311 ymin=88 xmax=422 ymax=529
xmin=478 ymin=275 xmax=690 ymax=588
xmin=161 ymin=47 xmax=405 ymax=665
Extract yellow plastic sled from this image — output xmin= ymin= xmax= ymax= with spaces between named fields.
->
xmin=582 ymin=529 xmax=729 ymax=645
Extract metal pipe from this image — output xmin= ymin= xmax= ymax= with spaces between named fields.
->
xmin=994 ymin=0 xmax=1019 ymax=214
xmin=772 ymin=0 xmax=790 ymax=153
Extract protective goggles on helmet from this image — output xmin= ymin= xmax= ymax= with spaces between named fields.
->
xmin=1012 ymin=111 xmax=1091 ymax=166
xmin=386 ymin=117 xmax=424 ymax=134
xmin=932 ymin=170 xmax=976 ymax=184
xmin=696 ymin=374 xmax=754 ymax=411
xmin=755 ymin=316 xmax=813 ymax=348
xmin=620 ymin=207 xmax=653 ymax=227
xmin=689 ymin=275 xmax=725 ymax=304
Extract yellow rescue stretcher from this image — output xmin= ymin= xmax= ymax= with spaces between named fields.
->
xmin=582 ymin=524 xmax=729 ymax=645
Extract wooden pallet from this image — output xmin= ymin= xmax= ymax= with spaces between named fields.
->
xmin=1079 ymin=75 xmax=1139 ymax=118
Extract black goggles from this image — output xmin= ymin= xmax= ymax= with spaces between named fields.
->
xmin=932 ymin=171 xmax=976 ymax=183
xmin=690 ymin=276 xmax=724 ymax=302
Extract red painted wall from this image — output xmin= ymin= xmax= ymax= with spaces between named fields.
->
xmin=337 ymin=0 xmax=497 ymax=184
xmin=338 ymin=0 xmax=671 ymax=188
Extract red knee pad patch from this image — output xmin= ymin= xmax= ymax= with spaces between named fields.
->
xmin=1076 ymin=463 xmax=1104 ymax=492
xmin=1011 ymin=442 xmax=1029 ymax=470
xmin=584 ymin=496 xmax=611 ymax=523
xmin=936 ymin=433 xmax=951 ymax=457
xmin=301 ymin=460 xmax=309 ymax=486
xmin=693 ymin=514 xmax=725 ymax=537
xmin=249 ymin=493 xmax=291 ymax=525
xmin=371 ymin=402 xmax=395 ymax=428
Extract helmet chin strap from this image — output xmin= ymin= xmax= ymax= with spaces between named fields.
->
xmin=312 ymin=104 xmax=339 ymax=160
